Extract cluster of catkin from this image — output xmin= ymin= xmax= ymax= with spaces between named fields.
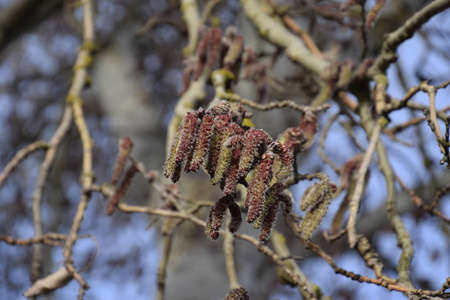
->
xmin=164 ymin=100 xmax=294 ymax=242
xmin=106 ymin=137 xmax=141 ymax=216
xmin=182 ymin=26 xmax=268 ymax=101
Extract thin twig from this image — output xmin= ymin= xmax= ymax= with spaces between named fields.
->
xmin=31 ymin=107 xmax=73 ymax=283
xmin=432 ymin=185 xmax=450 ymax=210
xmin=223 ymin=217 xmax=240 ymax=290
xmin=421 ymin=81 xmax=444 ymax=138
xmin=156 ymin=234 xmax=173 ymax=300
xmin=1 ymin=233 xmax=68 ymax=247
xmin=284 ymin=172 xmax=328 ymax=187
xmin=339 ymin=121 xmax=365 ymax=152
xmin=338 ymin=91 xmax=358 ymax=112
xmin=359 ymin=0 xmax=368 ymax=60
xmin=397 ymin=176 xmax=450 ymax=224
xmin=384 ymin=116 xmax=425 ymax=136
xmin=267 ymin=1 xmax=323 ymax=59
xmin=318 ymin=112 xmax=341 ymax=174
xmin=62 ymin=0 xmax=96 ymax=296
xmin=219 ymin=93 xmax=330 ymax=113
xmin=347 ymin=122 xmax=381 ymax=248
xmin=420 ymin=80 xmax=450 ymax=167
xmin=199 ymin=0 xmax=222 ymax=26
xmin=136 ymin=17 xmax=185 ymax=36
xmin=181 ymin=0 xmax=200 ymax=57
xmin=0 ymin=141 xmax=48 ymax=187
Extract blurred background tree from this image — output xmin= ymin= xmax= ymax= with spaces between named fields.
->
xmin=0 ymin=0 xmax=449 ymax=299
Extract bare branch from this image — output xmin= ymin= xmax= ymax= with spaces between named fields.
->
xmin=181 ymin=0 xmax=200 ymax=57
xmin=61 ymin=0 xmax=96 ymax=296
xmin=1 ymin=233 xmax=68 ymax=247
xmin=156 ymin=234 xmax=173 ymax=300
xmin=223 ymin=219 xmax=240 ymax=290
xmin=23 ymin=267 xmax=72 ymax=298
xmin=219 ymin=93 xmax=330 ymax=113
xmin=31 ymin=107 xmax=73 ymax=283
xmin=347 ymin=122 xmax=381 ymax=248
xmin=0 ymin=140 xmax=48 ymax=187
xmin=368 ymin=0 xmax=450 ymax=77
xmin=240 ymin=0 xmax=329 ymax=75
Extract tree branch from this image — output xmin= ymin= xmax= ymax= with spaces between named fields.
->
xmin=223 ymin=219 xmax=240 ymax=290
xmin=61 ymin=0 xmax=96 ymax=297
xmin=368 ymin=0 xmax=450 ymax=78
xmin=240 ymin=0 xmax=329 ymax=75
xmin=219 ymin=93 xmax=330 ymax=113
xmin=0 ymin=140 xmax=48 ymax=187
xmin=30 ymin=107 xmax=73 ymax=284
xmin=347 ymin=122 xmax=381 ymax=248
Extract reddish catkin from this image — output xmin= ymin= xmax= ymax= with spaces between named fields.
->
xmin=163 ymin=126 xmax=182 ymax=180
xmin=228 ymin=202 xmax=242 ymax=233
xmin=340 ymin=154 xmax=364 ymax=190
xmin=111 ymin=137 xmax=134 ymax=185
xmin=212 ymin=130 xmax=243 ymax=185
xmin=254 ymin=182 xmax=285 ymax=229
xmin=205 ymin=114 xmax=231 ymax=178
xmin=366 ymin=0 xmax=387 ymax=30
xmin=259 ymin=200 xmax=280 ymax=243
xmin=181 ymin=58 xmax=196 ymax=95
xmin=189 ymin=113 xmax=214 ymax=172
xmin=184 ymin=109 xmax=205 ymax=172
xmin=208 ymin=27 xmax=222 ymax=67
xmin=218 ymin=35 xmax=229 ymax=69
xmin=206 ymin=195 xmax=234 ymax=240
xmin=246 ymin=151 xmax=274 ymax=223
xmin=106 ymin=163 xmax=139 ymax=215
xmin=237 ymin=129 xmax=273 ymax=180
xmin=222 ymin=138 xmax=244 ymax=195
xmin=253 ymin=63 xmax=267 ymax=102
xmin=212 ymin=140 xmax=233 ymax=185
xmin=223 ymin=27 xmax=244 ymax=71
xmin=172 ymin=112 xmax=199 ymax=182
xmin=242 ymin=46 xmax=256 ymax=79
xmin=195 ymin=28 xmax=212 ymax=80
